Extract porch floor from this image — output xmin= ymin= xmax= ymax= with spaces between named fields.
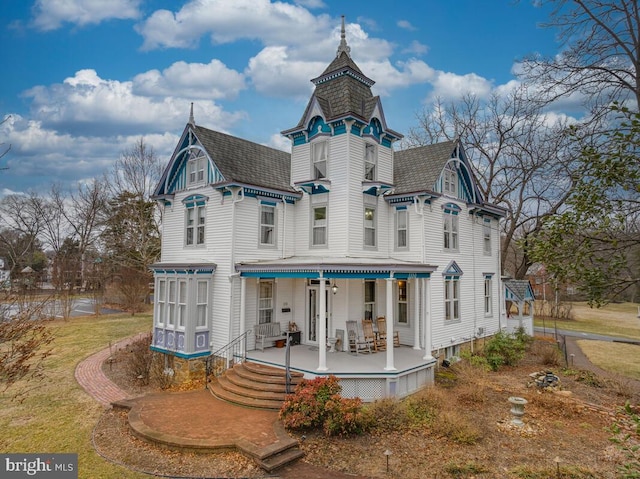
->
xmin=246 ymin=344 xmax=435 ymax=378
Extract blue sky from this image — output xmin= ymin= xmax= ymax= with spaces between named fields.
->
xmin=0 ymin=0 xmax=562 ymax=196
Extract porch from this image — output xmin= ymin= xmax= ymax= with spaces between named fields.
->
xmin=246 ymin=343 xmax=437 ymax=402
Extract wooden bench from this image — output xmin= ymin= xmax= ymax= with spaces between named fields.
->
xmin=254 ymin=322 xmax=283 ymax=351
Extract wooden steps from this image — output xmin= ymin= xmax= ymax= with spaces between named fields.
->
xmin=208 ymin=361 xmax=306 ymax=472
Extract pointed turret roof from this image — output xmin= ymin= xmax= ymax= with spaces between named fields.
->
xmin=283 ymin=17 xmax=400 ymax=139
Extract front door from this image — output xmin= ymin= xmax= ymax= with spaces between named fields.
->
xmin=307 ymin=286 xmax=330 ymax=343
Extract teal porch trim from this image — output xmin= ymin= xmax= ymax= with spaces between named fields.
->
xmin=150 ymin=346 xmax=211 ymax=359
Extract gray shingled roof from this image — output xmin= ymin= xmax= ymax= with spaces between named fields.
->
xmin=393 ymin=140 xmax=457 ymax=195
xmin=292 ymin=51 xmax=377 ymax=129
xmin=504 ymin=279 xmax=534 ymax=301
xmin=193 ymin=125 xmax=296 ymax=193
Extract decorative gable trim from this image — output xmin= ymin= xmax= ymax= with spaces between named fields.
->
xmin=443 ymin=260 xmax=463 ymax=277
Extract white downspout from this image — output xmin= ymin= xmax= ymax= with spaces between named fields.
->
xmin=423 ymin=277 xmax=433 ymax=360
xmin=227 ymin=186 xmax=245 ymax=344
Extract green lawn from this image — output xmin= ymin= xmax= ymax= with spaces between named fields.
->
xmin=0 ymin=313 xmax=152 ymax=479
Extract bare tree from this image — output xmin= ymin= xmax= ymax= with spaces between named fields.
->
xmin=519 ymin=0 xmax=640 ymax=113
xmin=0 ymin=297 xmax=54 ymax=401
xmin=405 ymin=88 xmax=580 ymax=278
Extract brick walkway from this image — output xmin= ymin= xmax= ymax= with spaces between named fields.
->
xmin=74 ymin=333 xmax=148 ymax=407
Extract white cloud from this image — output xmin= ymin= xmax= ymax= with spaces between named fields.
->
xmin=402 ymin=40 xmax=429 ymax=56
xmin=267 ymin=133 xmax=291 ymax=152
xmin=31 ymin=0 xmax=141 ymax=31
xmin=136 ymin=0 xmax=330 ymax=51
xmin=428 ymin=71 xmax=494 ymax=100
xmin=132 ymin=60 xmax=246 ymax=100
xmin=397 ymin=20 xmax=417 ymax=31
xmin=294 ymin=0 xmax=326 ymax=8
xmin=23 ymin=69 xmax=246 ymax=136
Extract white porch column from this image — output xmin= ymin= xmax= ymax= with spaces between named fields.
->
xmin=318 ymin=275 xmax=328 ymax=371
xmin=413 ymin=277 xmax=420 ymax=350
xmin=423 ymin=278 xmax=434 ymax=360
xmin=384 ymin=276 xmax=396 ymax=371
xmin=239 ymin=276 xmax=246 ymax=336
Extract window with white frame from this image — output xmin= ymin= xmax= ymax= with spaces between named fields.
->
xmin=258 ymin=281 xmax=274 ymax=324
xmin=444 ymin=276 xmax=460 ymax=321
xmin=312 ymin=205 xmax=327 ymax=246
xmin=167 ymin=280 xmax=176 ymax=326
xmin=312 ymin=140 xmax=328 ymax=179
xmin=397 ymin=280 xmax=408 ymax=324
xmin=443 ymin=163 xmax=457 ymax=196
xmin=443 ymin=212 xmax=459 ymax=251
xmin=177 ymin=280 xmax=187 ymax=328
xmin=364 ymin=143 xmax=376 ymax=180
xmin=156 ymin=279 xmax=165 ymax=326
xmin=364 ymin=206 xmax=376 ymax=247
xmin=196 ymin=280 xmax=208 ymax=328
xmin=260 ymin=203 xmax=276 ymax=246
xmin=364 ymin=280 xmax=376 ymax=321
xmin=187 ymin=150 xmax=206 ymax=185
xmin=396 ymin=208 xmax=408 ymax=249
xmin=483 ymin=219 xmax=492 ymax=255
xmin=484 ymin=275 xmax=493 ymax=316
xmin=185 ymin=204 xmax=206 ymax=246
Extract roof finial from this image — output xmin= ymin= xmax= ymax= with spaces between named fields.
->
xmin=188 ymin=102 xmax=195 ymax=126
xmin=336 ymin=15 xmax=351 ymax=58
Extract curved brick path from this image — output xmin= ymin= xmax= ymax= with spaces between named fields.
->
xmin=74 ymin=333 xmax=148 ymax=407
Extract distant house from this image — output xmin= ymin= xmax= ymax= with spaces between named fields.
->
xmin=149 ymin=21 xmax=508 ymax=401
xmin=0 ymin=258 xmax=9 ymax=288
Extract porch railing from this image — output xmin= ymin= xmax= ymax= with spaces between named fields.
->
xmin=205 ymin=330 xmax=252 ymax=387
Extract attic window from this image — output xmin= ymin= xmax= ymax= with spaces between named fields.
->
xmin=187 ymin=149 xmax=206 ymax=185
xmin=443 ymin=163 xmax=457 ymax=196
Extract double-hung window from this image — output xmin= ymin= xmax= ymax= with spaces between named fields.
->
xmin=312 ymin=140 xmax=328 ymax=179
xmin=483 ymin=219 xmax=492 ymax=255
xmin=443 ymin=214 xmax=458 ymax=250
xmin=167 ymin=280 xmax=176 ymax=327
xmin=364 ymin=280 xmax=376 ymax=321
xmin=364 ymin=143 xmax=376 ymax=180
xmin=484 ymin=275 xmax=493 ymax=316
xmin=396 ymin=208 xmax=408 ymax=249
xmin=312 ymin=205 xmax=327 ymax=246
xmin=184 ymin=195 xmax=207 ymax=247
xmin=156 ymin=279 xmax=165 ymax=326
xmin=260 ymin=203 xmax=276 ymax=246
xmin=364 ymin=207 xmax=376 ymax=247
xmin=196 ymin=280 xmax=208 ymax=328
xmin=177 ymin=280 xmax=187 ymax=328
xmin=397 ymin=280 xmax=408 ymax=324
xmin=258 ymin=281 xmax=274 ymax=324
xmin=444 ymin=276 xmax=460 ymax=321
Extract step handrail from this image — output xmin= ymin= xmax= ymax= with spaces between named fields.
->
xmin=205 ymin=329 xmax=252 ymax=387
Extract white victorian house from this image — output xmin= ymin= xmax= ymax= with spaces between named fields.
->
xmin=150 ymin=24 xmax=508 ymax=401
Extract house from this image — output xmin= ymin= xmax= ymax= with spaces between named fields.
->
xmin=150 ymin=20 xmax=508 ymax=401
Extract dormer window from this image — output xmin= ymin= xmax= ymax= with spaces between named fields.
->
xmin=187 ymin=149 xmax=206 ymax=185
xmin=312 ymin=140 xmax=328 ymax=179
xmin=443 ymin=163 xmax=457 ymax=196
xmin=364 ymin=143 xmax=376 ymax=180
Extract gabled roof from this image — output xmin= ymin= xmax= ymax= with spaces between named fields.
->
xmin=154 ymin=124 xmax=298 ymax=197
xmin=504 ymin=279 xmax=535 ymax=302
xmin=192 ymin=126 xmax=295 ymax=193
xmin=393 ymin=140 xmax=458 ymax=196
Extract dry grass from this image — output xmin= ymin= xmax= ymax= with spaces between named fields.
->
xmin=576 ymin=340 xmax=640 ymax=381
xmin=536 ymin=302 xmax=640 ymax=339
xmin=0 ymin=313 xmax=153 ymax=479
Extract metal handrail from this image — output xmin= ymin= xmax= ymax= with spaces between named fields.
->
xmin=205 ymin=329 xmax=252 ymax=387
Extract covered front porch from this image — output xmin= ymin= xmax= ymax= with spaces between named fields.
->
xmin=247 ymin=342 xmax=437 ymax=401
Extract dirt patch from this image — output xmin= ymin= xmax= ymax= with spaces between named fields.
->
xmin=99 ymin=339 xmax=639 ymax=478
